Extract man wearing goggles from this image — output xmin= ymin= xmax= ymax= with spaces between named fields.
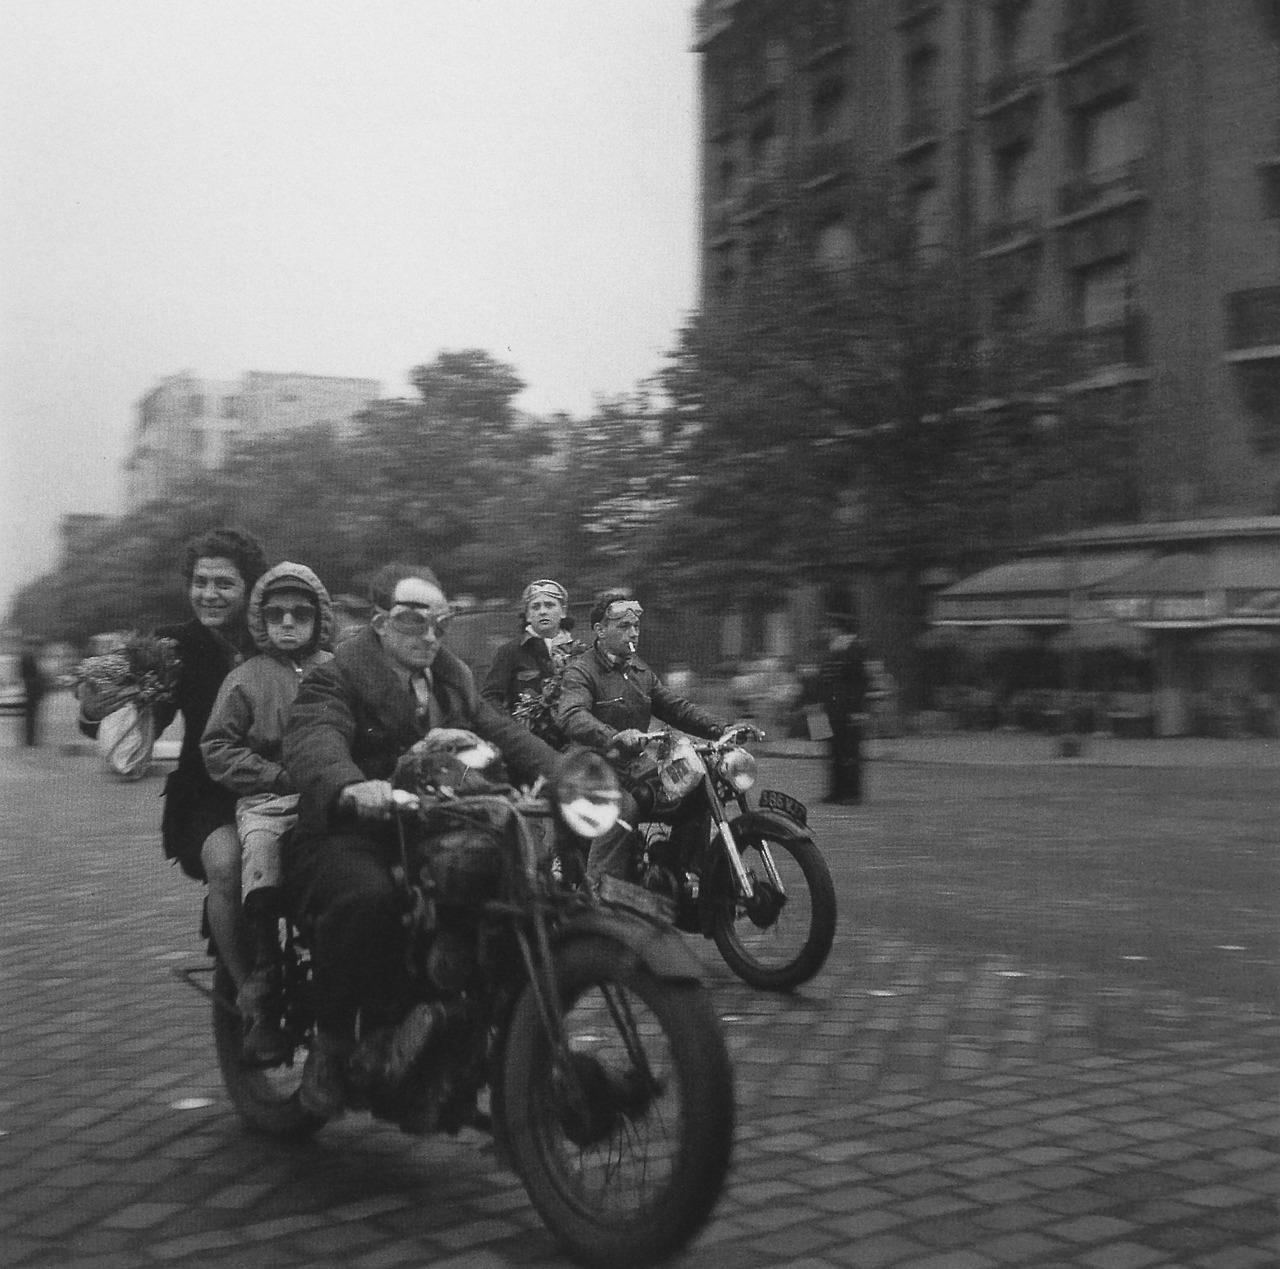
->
xmin=555 ymin=589 xmax=732 ymax=883
xmin=282 ymin=562 xmax=564 ymax=1119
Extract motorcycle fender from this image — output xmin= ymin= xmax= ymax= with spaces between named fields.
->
xmin=552 ymin=908 xmax=707 ymax=985
xmin=729 ymin=808 xmax=812 ymax=843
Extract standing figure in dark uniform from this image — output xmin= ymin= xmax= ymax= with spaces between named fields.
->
xmin=818 ymin=616 xmax=869 ymax=805
xmin=19 ymin=637 xmax=46 ymax=747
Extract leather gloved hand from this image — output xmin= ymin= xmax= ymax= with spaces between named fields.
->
xmin=611 ymin=728 xmax=649 ymax=757
xmin=338 ymin=779 xmax=397 ymax=820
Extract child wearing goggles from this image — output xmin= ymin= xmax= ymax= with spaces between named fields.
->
xmin=201 ymin=562 xmax=335 ymax=1067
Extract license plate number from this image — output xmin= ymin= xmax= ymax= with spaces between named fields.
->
xmin=758 ymin=789 xmax=808 ymax=826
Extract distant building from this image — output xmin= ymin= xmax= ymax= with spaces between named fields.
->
xmin=694 ymin=0 xmax=1280 ymax=519
xmin=123 ymin=369 xmax=380 ymax=510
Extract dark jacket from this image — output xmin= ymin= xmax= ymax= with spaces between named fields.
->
xmin=818 ymin=635 xmax=869 ymax=723
xmin=555 ymin=642 xmax=725 ymax=757
xmin=284 ymin=626 xmax=563 ymax=839
xmin=200 ymin=562 xmax=335 ymax=797
xmin=481 ymin=631 xmax=556 ymax=712
xmin=155 ymin=619 xmax=251 ymax=878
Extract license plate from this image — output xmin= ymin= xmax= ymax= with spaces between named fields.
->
xmin=596 ymin=874 xmax=677 ymax=923
xmin=758 ymin=789 xmax=808 ymax=826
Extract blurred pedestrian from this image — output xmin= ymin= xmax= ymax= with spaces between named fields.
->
xmin=19 ymin=636 xmax=46 ymax=747
xmin=817 ymin=616 xmax=869 ymax=804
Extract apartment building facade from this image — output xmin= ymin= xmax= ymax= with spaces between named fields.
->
xmin=695 ymin=0 xmax=1280 ymax=520
xmin=124 ymin=369 xmax=380 ymax=511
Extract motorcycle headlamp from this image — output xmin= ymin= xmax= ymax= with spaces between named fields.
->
xmin=561 ymin=794 xmax=622 ymax=840
xmin=718 ymin=746 xmax=757 ymax=792
xmin=556 ymin=750 xmax=624 ymax=839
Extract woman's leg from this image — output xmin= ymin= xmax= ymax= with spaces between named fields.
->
xmin=202 ymin=824 xmax=251 ymax=985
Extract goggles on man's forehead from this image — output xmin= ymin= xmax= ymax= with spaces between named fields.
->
xmin=603 ymin=601 xmax=643 ymax=622
xmin=384 ymin=603 xmax=452 ymax=636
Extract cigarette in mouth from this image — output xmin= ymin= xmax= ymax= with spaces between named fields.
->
xmin=627 ymin=640 xmax=637 ymax=653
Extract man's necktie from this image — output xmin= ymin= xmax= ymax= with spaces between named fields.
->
xmin=410 ymin=671 xmax=439 ymax=732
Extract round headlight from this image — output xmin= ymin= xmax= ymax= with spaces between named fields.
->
xmin=719 ymin=747 xmax=757 ymax=792
xmin=561 ymin=794 xmax=621 ymax=839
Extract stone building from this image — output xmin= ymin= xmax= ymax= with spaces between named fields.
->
xmin=693 ymin=0 xmax=1280 ymax=715
xmin=123 ymin=369 xmax=380 ymax=511
xmin=696 ymin=0 xmax=1280 ymax=516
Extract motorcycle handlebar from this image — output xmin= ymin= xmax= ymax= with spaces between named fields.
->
xmin=605 ymin=725 xmax=764 ymax=760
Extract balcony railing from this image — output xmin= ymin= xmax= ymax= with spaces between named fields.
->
xmin=896 ymin=0 xmax=941 ymax=28
xmin=982 ymin=215 xmax=1041 ymax=250
xmin=1071 ymin=314 xmax=1147 ymax=373
xmin=983 ymin=65 xmax=1038 ymax=108
xmin=1056 ymin=158 xmax=1145 ymax=217
xmin=1226 ymin=287 xmax=1280 ymax=351
xmin=1056 ymin=0 xmax=1139 ymax=63
xmin=899 ymin=107 xmax=941 ymax=150
xmin=800 ymin=138 xmax=851 ymax=186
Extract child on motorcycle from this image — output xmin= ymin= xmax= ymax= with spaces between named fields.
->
xmin=201 ymin=562 xmax=334 ymax=1065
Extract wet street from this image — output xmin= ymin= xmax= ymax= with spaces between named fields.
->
xmin=1 ymin=717 xmax=1278 ymax=1268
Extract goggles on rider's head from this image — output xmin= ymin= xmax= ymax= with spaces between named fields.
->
xmin=384 ymin=603 xmax=452 ymax=637
xmin=602 ymin=600 xmax=643 ymax=623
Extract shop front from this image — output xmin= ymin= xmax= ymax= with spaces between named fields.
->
xmin=927 ymin=519 xmax=1280 ymax=737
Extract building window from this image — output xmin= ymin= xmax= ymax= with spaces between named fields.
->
xmin=993 ymin=0 xmax=1030 ymax=68
xmin=1074 ymin=95 xmax=1138 ymax=179
xmin=911 ymin=183 xmax=945 ymax=255
xmin=1077 ymin=257 xmax=1129 ymax=329
xmin=749 ymin=116 xmax=779 ymax=173
xmin=764 ymin=38 xmax=788 ymax=86
xmin=995 ymin=288 xmax=1034 ymax=331
xmin=1072 ymin=257 xmax=1144 ymax=370
xmin=815 ymin=218 xmax=858 ymax=273
xmin=811 ymin=76 xmax=846 ymax=137
xmin=994 ymin=143 xmax=1036 ymax=223
xmin=188 ymin=393 xmax=204 ymax=417
xmin=905 ymin=44 xmax=938 ymax=122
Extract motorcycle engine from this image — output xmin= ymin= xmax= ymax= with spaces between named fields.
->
xmin=425 ymin=917 xmax=478 ymax=994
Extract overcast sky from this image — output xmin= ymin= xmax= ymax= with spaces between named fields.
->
xmin=0 ymin=0 xmax=701 ymax=615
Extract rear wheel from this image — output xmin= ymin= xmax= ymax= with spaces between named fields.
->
xmin=212 ymin=961 xmax=323 ymax=1137
xmin=710 ymin=829 xmax=836 ymax=991
xmin=502 ymin=936 xmax=733 ymax=1269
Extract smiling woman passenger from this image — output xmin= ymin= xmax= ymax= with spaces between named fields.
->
xmin=79 ymin=527 xmax=268 ymax=986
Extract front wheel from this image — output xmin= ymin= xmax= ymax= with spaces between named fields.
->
xmin=212 ymin=961 xmax=323 ymax=1137
xmin=710 ymin=828 xmax=836 ymax=991
xmin=501 ymin=936 xmax=734 ymax=1268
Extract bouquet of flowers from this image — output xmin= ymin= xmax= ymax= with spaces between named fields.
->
xmin=74 ymin=632 xmax=181 ymax=709
xmin=511 ymin=637 xmax=587 ymax=749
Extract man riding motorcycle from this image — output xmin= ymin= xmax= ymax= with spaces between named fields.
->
xmin=554 ymin=591 xmax=734 ymax=883
xmin=282 ymin=562 xmax=564 ymax=1119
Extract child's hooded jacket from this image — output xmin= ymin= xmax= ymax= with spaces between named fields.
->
xmin=201 ymin=562 xmax=334 ymax=797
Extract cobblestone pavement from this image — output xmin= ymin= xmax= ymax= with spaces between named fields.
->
xmin=1 ymin=735 xmax=1277 ymax=1269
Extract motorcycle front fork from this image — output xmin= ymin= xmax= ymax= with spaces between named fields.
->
xmin=702 ymin=783 xmax=757 ymax=901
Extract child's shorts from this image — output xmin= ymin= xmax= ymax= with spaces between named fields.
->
xmin=236 ymin=792 xmax=300 ymax=900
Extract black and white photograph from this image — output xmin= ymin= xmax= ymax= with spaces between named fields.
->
xmin=2 ymin=3 xmax=1278 ymax=1266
